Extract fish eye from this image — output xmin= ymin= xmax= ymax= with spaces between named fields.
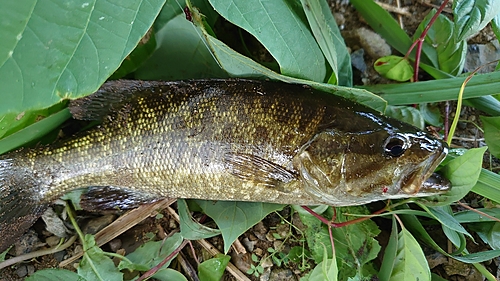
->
xmin=384 ymin=135 xmax=407 ymax=157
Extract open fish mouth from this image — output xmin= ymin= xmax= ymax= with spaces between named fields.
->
xmin=401 ymin=142 xmax=450 ymax=195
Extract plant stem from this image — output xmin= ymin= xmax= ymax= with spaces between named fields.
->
xmin=404 ymin=0 xmax=449 ymax=81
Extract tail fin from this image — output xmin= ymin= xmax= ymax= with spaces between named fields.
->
xmin=0 ymin=159 xmax=49 ymax=253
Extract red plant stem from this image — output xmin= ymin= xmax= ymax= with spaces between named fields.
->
xmin=404 ymin=0 xmax=449 ymax=81
xmin=300 ymin=205 xmax=388 ymax=228
xmin=137 ymin=239 xmax=189 ymax=281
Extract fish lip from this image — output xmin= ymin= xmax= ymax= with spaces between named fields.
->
xmin=401 ymin=140 xmax=449 ymax=194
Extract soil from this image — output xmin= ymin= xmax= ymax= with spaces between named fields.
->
xmin=1 ymin=1 xmax=498 ymax=280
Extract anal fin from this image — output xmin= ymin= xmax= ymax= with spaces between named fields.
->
xmin=80 ymin=186 xmax=162 ymax=211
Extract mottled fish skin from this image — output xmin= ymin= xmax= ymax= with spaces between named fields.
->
xmin=0 ymin=79 xmax=449 ymax=252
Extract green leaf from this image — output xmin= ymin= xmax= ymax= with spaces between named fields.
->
xmin=422 ymin=206 xmax=472 ymax=240
xmin=306 ymin=246 xmax=338 ymax=281
xmin=135 ymin=14 xmax=227 ymax=80
xmin=419 ymin=103 xmax=443 ymax=127
xmin=208 ymin=0 xmax=326 ymax=82
xmin=78 ymin=235 xmax=123 ymax=281
xmin=195 ymin=200 xmax=284 ymax=254
xmin=472 ymin=168 xmax=500 ymax=203
xmin=189 ymin=18 xmax=387 ymax=111
xmin=453 ymin=0 xmax=500 ymax=42
xmin=362 ymin=70 xmax=500 ymax=105
xmin=378 ymin=217 xmax=399 ymax=281
xmin=178 ymin=199 xmax=221 ymax=240
xmin=118 ymin=233 xmax=184 ymax=272
xmin=300 ymin=0 xmax=352 ymax=86
xmin=420 ymin=147 xmax=487 ymax=205
xmin=414 ymin=9 xmax=466 ymax=75
xmin=452 ymin=249 xmax=500 ymax=263
xmin=374 ymin=56 xmax=413 ymax=82
xmin=0 ymin=108 xmax=71 ymax=154
xmin=454 ymin=208 xmax=500 ymax=223
xmin=110 ymin=31 xmax=157 ymax=79
xmin=480 ymin=116 xmax=500 ymax=158
xmin=26 ymin=269 xmax=85 ymax=281
xmin=470 ymin=222 xmax=500 ymax=250
xmin=152 ymin=268 xmax=189 ymax=281
xmin=198 ymin=254 xmax=231 ymax=281
xmin=299 ymin=206 xmax=380 ymax=280
xmin=0 ymin=0 xmax=166 ymax=119
xmin=385 ymin=105 xmax=424 ymax=129
xmin=389 ymin=226 xmax=431 ymax=281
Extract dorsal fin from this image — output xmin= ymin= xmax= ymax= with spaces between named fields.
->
xmin=69 ymin=80 xmax=172 ymax=121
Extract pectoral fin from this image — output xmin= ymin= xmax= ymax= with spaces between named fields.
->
xmin=224 ymin=153 xmax=297 ymax=189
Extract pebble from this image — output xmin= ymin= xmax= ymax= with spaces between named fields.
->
xmin=108 ymin=238 xmax=122 ymax=252
xmin=45 ymin=235 xmax=62 ymax=247
xmin=355 ymin=27 xmax=391 ymax=59
xmin=464 ymin=40 xmax=500 ymax=73
xmin=15 ymin=264 xmax=35 ymax=278
xmin=269 ymin=268 xmax=297 ymax=281
xmin=82 ymin=214 xmax=116 ymax=234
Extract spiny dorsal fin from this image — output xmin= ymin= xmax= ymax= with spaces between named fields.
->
xmin=69 ymin=80 xmax=172 ymax=121
xmin=224 ymin=153 xmax=297 ymax=190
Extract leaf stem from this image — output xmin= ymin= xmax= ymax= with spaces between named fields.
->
xmin=404 ymin=0 xmax=449 ymax=81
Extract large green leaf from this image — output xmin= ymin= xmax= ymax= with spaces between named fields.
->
xmin=453 ymin=0 xmax=500 ymax=42
xmin=299 ymin=206 xmax=380 ymax=280
xmin=195 ymin=200 xmax=284 ymax=254
xmin=178 ymin=199 xmax=221 ymax=240
xmin=480 ymin=116 xmax=500 ymax=158
xmin=363 ymin=71 xmax=500 ymax=105
xmin=198 ymin=254 xmax=231 ymax=281
xmin=300 ymin=0 xmax=352 ymax=86
xmin=118 ymin=233 xmax=184 ymax=272
xmin=414 ymin=10 xmax=466 ymax=76
xmin=25 ymin=269 xmax=84 ymax=281
xmin=389 ymin=225 xmax=431 ymax=281
xmin=188 ymin=12 xmax=387 ymax=112
xmin=208 ymin=0 xmax=326 ymax=82
xmin=378 ymin=218 xmax=399 ymax=281
xmin=135 ymin=13 xmax=227 ymax=80
xmin=0 ymin=0 xmax=165 ymax=121
xmin=78 ymin=235 xmax=123 ymax=281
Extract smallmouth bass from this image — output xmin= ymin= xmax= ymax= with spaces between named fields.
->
xmin=0 ymin=79 xmax=449 ymax=252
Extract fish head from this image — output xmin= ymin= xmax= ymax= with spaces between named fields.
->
xmin=295 ymin=122 xmax=449 ymax=206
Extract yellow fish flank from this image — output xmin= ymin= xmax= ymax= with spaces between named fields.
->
xmin=0 ymin=79 xmax=449 ymax=252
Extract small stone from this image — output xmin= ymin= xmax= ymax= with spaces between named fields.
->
xmin=15 ymin=230 xmax=42 ymax=256
xmin=108 ymin=238 xmax=122 ymax=252
xmin=53 ymin=250 xmax=67 ymax=262
xmin=83 ymin=214 xmax=116 ymax=234
xmin=242 ymin=237 xmax=257 ymax=252
xmin=45 ymin=236 xmax=62 ymax=247
xmin=42 ymin=207 xmax=69 ymax=238
xmin=254 ymin=222 xmax=268 ymax=240
xmin=333 ymin=12 xmax=345 ymax=27
xmin=355 ymin=27 xmax=391 ymax=59
xmin=269 ymin=268 xmax=297 ymax=281
xmin=230 ymin=252 xmax=252 ymax=273
xmin=15 ymin=264 xmax=35 ymax=278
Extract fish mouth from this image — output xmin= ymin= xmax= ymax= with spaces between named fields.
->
xmin=401 ymin=141 xmax=450 ymax=194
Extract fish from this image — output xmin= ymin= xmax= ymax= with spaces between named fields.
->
xmin=0 ymin=79 xmax=449 ymax=252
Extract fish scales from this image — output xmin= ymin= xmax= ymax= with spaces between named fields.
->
xmin=0 ymin=79 xmax=449 ymax=252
